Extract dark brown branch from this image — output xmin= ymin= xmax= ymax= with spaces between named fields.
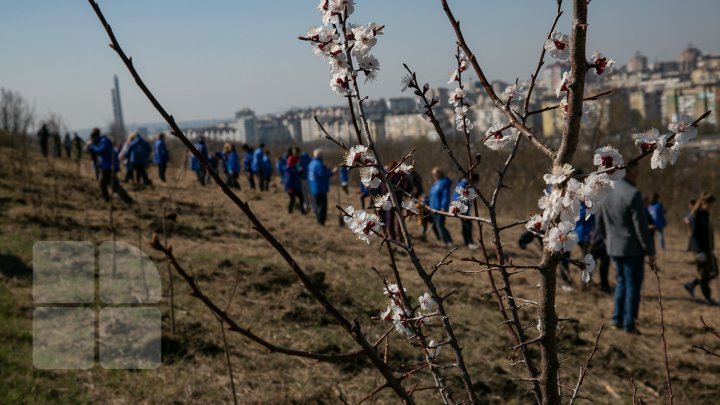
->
xmin=523 ymin=0 xmax=564 ymax=115
xmin=526 ymin=90 xmax=612 ymax=117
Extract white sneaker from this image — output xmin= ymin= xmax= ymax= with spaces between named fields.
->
xmin=467 ymin=243 xmax=479 ymax=250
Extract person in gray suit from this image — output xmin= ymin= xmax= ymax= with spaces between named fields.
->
xmin=596 ymin=162 xmax=655 ymax=334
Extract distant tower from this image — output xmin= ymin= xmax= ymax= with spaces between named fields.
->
xmin=110 ymin=75 xmax=126 ymax=139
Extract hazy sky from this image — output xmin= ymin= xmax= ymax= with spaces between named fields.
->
xmin=2 ymin=0 xmax=719 ymax=131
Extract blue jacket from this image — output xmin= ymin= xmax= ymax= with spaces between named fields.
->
xmin=226 ymin=151 xmax=241 ymax=175
xmin=153 ymin=139 xmax=169 ymax=164
xmin=308 ymin=158 xmax=333 ymax=195
xmin=575 ymin=204 xmax=596 ymax=244
xmin=190 ymin=141 xmax=209 ymax=172
xmin=647 ymin=202 xmax=666 ymax=229
xmin=261 ymin=155 xmax=272 ymax=177
xmin=453 ymin=178 xmax=469 ymax=201
xmin=251 ymin=148 xmax=264 ymax=173
xmin=339 ymin=166 xmax=349 ymax=185
xmin=275 ymin=158 xmax=287 ymax=178
xmin=243 ymin=152 xmax=252 ymax=172
xmin=88 ymin=136 xmax=114 ymax=171
xmin=127 ymin=136 xmax=151 ymax=164
xmin=298 ymin=152 xmax=311 ymax=180
xmin=429 ymin=176 xmax=452 ymax=211
xmin=282 ymin=164 xmax=302 ymax=193
xmin=113 ymin=146 xmax=121 ymax=172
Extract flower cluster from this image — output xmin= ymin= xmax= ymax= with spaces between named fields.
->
xmin=633 ymin=114 xmax=698 ymax=170
xmin=590 ymin=50 xmax=615 ymax=77
xmin=504 ymin=82 xmax=526 ymax=102
xmin=448 ymin=184 xmax=477 ymax=215
xmin=447 ymin=52 xmax=475 ymax=133
xmin=379 ymin=287 xmax=437 ymax=337
xmin=529 ymin=158 xmax=616 ymax=260
xmin=345 ymin=144 xmax=376 ymax=167
xmin=344 ymin=206 xmax=383 ymax=244
xmin=304 ymin=1 xmax=383 ymax=95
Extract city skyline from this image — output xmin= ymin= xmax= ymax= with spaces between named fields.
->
xmin=2 ymin=0 xmax=720 ymax=131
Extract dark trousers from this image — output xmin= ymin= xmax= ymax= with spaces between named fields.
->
xmin=260 ymin=175 xmax=270 ymax=191
xmin=314 ymin=194 xmax=328 ymax=225
xmin=246 ymin=172 xmax=256 ymax=189
xmin=226 ymin=172 xmax=240 ymax=189
xmin=461 ymin=219 xmax=473 ymax=246
xmin=65 ymin=147 xmax=72 ymax=159
xmin=132 ymin=162 xmax=150 ymax=185
xmin=99 ymin=170 xmax=133 ymax=204
xmin=612 ymin=256 xmax=645 ymax=331
xmin=433 ymin=214 xmax=452 ymax=244
xmin=421 ymin=213 xmax=440 ymax=240
xmin=690 ymin=254 xmax=719 ymax=300
xmin=288 ymin=190 xmax=306 ymax=214
xmin=195 ymin=169 xmax=206 ymax=186
xmin=157 ymin=162 xmax=167 ymax=182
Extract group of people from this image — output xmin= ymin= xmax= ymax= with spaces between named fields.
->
xmin=189 ymin=139 xmax=273 ymax=191
xmin=77 ymin=129 xmax=718 ymax=335
xmin=37 ymin=124 xmax=84 ymax=161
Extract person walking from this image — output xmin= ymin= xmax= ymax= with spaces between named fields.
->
xmin=153 ymin=132 xmax=169 ymax=182
xmin=429 ymin=167 xmax=453 ymax=247
xmin=684 ymin=193 xmax=718 ymax=305
xmin=242 ymin=144 xmax=256 ymax=190
xmin=283 ymin=151 xmax=306 ymax=214
xmin=73 ymin=133 xmax=83 ymax=161
xmin=648 ymin=193 xmax=667 ymax=250
xmin=223 ymin=143 xmax=241 ymax=189
xmin=453 ymin=175 xmax=478 ymax=249
xmin=596 ymin=162 xmax=655 ymax=334
xmin=63 ymin=133 xmax=73 ymax=158
xmin=307 ymin=148 xmax=336 ymax=225
xmin=125 ymin=132 xmax=152 ymax=186
xmin=190 ymin=137 xmax=209 ymax=186
xmin=261 ymin=149 xmax=272 ymax=190
xmin=252 ymin=143 xmax=266 ymax=191
xmin=85 ymin=128 xmax=133 ymax=204
xmin=37 ymin=124 xmax=50 ymax=157
xmin=52 ymin=131 xmax=62 ymax=158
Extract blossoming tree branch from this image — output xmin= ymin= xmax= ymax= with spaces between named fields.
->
xmin=88 ymin=0 xmax=711 ymax=404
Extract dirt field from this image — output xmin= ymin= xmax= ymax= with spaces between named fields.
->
xmin=1 ymin=145 xmax=719 ymax=404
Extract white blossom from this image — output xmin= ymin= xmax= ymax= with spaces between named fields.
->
xmin=593 ymin=146 xmax=625 ymax=180
xmin=526 ymin=214 xmax=546 ymax=235
xmin=428 ymin=339 xmax=441 ymax=360
xmin=633 ymin=128 xmax=663 ymax=152
xmin=448 ymin=87 xmax=466 ymax=107
xmin=418 ymin=293 xmax=437 ymax=312
xmin=360 ymin=166 xmax=382 ymax=189
xmin=345 ymin=145 xmax=375 ymax=167
xmin=484 ymin=123 xmax=516 ymax=151
xmin=556 ymin=71 xmax=570 ymax=98
xmin=651 ymin=135 xmax=680 ymax=170
xmin=590 ymin=50 xmax=615 ymax=76
xmin=344 ymin=206 xmax=383 ymax=243
xmin=545 ymin=221 xmax=578 ymax=252
xmin=402 ymin=198 xmax=419 ymax=215
xmin=400 ymin=74 xmax=413 ymax=92
xmin=581 ymin=254 xmax=596 ymax=283
xmin=455 ymin=185 xmax=477 ymax=203
xmin=449 ymin=200 xmax=468 ymax=215
xmin=668 ymin=113 xmax=697 ymax=145
xmin=504 ymin=82 xmax=526 ymax=101
xmin=544 ymin=32 xmax=570 ymax=61
xmin=543 ymin=163 xmax=574 ymax=185
xmin=374 ymin=193 xmax=394 ymax=211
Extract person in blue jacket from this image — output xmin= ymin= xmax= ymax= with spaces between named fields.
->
xmin=85 ymin=128 xmax=133 ymax=204
xmin=190 ymin=137 xmax=209 ymax=186
xmin=283 ymin=152 xmax=306 ymax=214
xmin=453 ymin=175 xmax=478 ymax=249
xmin=153 ymin=132 xmax=169 ymax=182
xmin=648 ymin=193 xmax=667 ymax=250
xmin=297 ymin=148 xmax=314 ymax=212
xmin=307 ymin=148 xmax=337 ymax=225
xmin=275 ymin=150 xmax=289 ymax=187
xmin=126 ymin=132 xmax=152 ymax=186
xmin=339 ymin=166 xmax=349 ymax=194
xmin=223 ymin=143 xmax=241 ymax=189
xmin=242 ymin=144 xmax=255 ymax=190
xmin=261 ymin=149 xmax=273 ymax=190
xmin=429 ymin=167 xmax=453 ymax=246
xmin=251 ymin=143 xmax=267 ymax=191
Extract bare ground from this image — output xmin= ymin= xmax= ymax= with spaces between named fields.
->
xmin=1 ymin=146 xmax=719 ymax=404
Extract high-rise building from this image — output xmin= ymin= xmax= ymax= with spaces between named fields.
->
xmin=110 ymin=75 xmax=126 ymax=139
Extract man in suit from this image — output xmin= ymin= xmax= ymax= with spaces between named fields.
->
xmin=596 ymin=162 xmax=655 ymax=334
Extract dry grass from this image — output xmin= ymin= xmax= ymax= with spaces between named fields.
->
xmin=1 ymin=144 xmax=719 ymax=404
